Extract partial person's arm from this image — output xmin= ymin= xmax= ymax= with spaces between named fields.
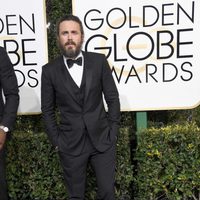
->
xmin=0 ymin=47 xmax=19 ymax=150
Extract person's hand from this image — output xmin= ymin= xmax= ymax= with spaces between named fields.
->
xmin=0 ymin=129 xmax=6 ymax=150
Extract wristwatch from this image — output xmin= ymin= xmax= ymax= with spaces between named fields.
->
xmin=0 ymin=126 xmax=9 ymax=133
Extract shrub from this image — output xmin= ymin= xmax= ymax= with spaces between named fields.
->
xmin=133 ymin=123 xmax=200 ymax=200
xmin=6 ymin=127 xmax=133 ymax=200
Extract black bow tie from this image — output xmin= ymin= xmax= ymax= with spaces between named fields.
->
xmin=67 ymin=57 xmax=82 ymax=68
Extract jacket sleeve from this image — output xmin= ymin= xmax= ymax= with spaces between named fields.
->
xmin=0 ymin=47 xmax=19 ymax=131
xmin=101 ymin=55 xmax=121 ymax=127
xmin=41 ymin=65 xmax=59 ymax=147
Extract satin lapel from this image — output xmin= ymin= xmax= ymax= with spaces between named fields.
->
xmin=58 ymin=57 xmax=81 ymax=105
xmin=83 ymin=52 xmax=93 ymax=103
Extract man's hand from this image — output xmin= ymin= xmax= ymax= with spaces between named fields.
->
xmin=0 ymin=129 xmax=6 ymax=150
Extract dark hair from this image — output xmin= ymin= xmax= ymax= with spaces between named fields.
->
xmin=56 ymin=14 xmax=84 ymax=36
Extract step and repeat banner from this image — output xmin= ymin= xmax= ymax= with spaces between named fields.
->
xmin=0 ymin=0 xmax=48 ymax=114
xmin=73 ymin=0 xmax=200 ymax=111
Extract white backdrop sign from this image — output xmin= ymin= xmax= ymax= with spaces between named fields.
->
xmin=0 ymin=0 xmax=48 ymax=114
xmin=73 ymin=0 xmax=200 ymax=111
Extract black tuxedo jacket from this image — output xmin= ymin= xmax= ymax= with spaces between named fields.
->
xmin=41 ymin=51 xmax=120 ymax=155
xmin=0 ymin=47 xmax=19 ymax=131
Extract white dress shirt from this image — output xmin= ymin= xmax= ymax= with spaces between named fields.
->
xmin=64 ymin=53 xmax=84 ymax=88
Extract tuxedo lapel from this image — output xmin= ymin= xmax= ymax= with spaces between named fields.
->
xmin=83 ymin=52 xmax=93 ymax=103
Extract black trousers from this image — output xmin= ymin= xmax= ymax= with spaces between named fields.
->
xmin=58 ymin=135 xmax=116 ymax=200
xmin=0 ymin=146 xmax=8 ymax=200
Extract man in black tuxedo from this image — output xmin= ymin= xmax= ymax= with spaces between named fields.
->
xmin=0 ymin=47 xmax=19 ymax=200
xmin=41 ymin=15 xmax=120 ymax=200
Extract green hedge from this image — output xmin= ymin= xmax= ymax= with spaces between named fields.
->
xmin=133 ymin=123 xmax=200 ymax=200
xmin=10 ymin=121 xmax=200 ymax=200
xmin=6 ymin=127 xmax=133 ymax=200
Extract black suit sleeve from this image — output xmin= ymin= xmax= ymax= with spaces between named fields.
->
xmin=41 ymin=65 xmax=59 ymax=147
xmin=101 ymin=55 xmax=121 ymax=127
xmin=0 ymin=47 xmax=19 ymax=130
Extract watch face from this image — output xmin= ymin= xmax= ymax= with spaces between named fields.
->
xmin=0 ymin=126 xmax=9 ymax=133
xmin=4 ymin=127 xmax=9 ymax=132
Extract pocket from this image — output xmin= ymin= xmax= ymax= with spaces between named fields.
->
xmin=59 ymin=124 xmax=72 ymax=131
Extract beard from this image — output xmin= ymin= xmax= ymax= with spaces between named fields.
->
xmin=58 ymin=39 xmax=83 ymax=58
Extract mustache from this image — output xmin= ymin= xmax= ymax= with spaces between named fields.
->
xmin=65 ymin=40 xmax=76 ymax=46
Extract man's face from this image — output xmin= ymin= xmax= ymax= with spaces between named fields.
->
xmin=57 ymin=20 xmax=83 ymax=58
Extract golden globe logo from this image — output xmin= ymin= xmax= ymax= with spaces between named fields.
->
xmin=83 ymin=4 xmax=194 ymax=85
xmin=74 ymin=0 xmax=200 ymax=110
